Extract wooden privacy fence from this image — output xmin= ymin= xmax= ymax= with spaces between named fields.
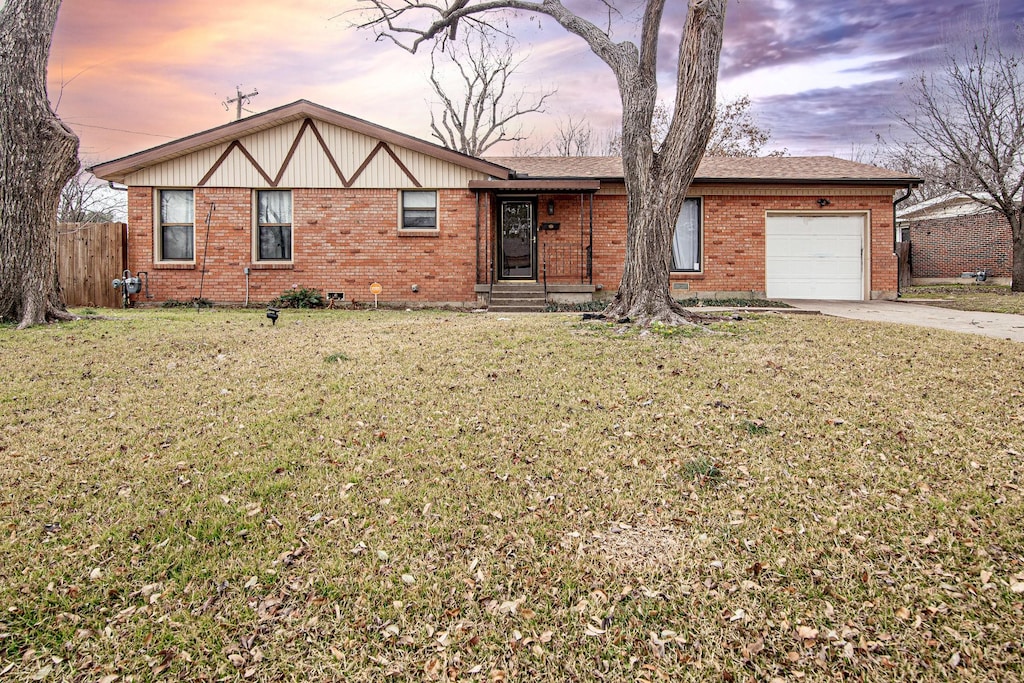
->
xmin=896 ymin=241 xmax=911 ymax=293
xmin=57 ymin=222 xmax=127 ymax=308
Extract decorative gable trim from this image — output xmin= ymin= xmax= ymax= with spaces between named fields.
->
xmin=195 ymin=118 xmax=422 ymax=189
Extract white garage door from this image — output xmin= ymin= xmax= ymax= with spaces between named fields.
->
xmin=765 ymin=214 xmax=865 ymax=300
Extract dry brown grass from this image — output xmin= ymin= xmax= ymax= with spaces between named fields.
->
xmin=1 ymin=308 xmax=1022 ymax=682
xmin=905 ymin=284 xmax=1024 ymax=315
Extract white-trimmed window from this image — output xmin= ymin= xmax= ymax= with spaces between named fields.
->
xmin=158 ymin=189 xmax=195 ymax=261
xmin=671 ymin=197 xmax=702 ymax=272
xmin=256 ymin=190 xmax=293 ymax=261
xmin=401 ymin=190 xmax=437 ymax=230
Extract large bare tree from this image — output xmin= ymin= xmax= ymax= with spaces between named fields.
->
xmin=361 ymin=0 xmax=728 ymax=324
xmin=0 ymin=0 xmax=80 ymax=327
xmin=428 ymin=31 xmax=554 ymax=156
xmin=898 ymin=8 xmax=1024 ymax=290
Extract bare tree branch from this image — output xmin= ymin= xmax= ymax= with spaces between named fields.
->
xmin=896 ymin=4 xmax=1024 ymax=288
xmin=426 ymin=30 xmax=555 ymax=156
xmin=58 ymin=167 xmax=126 ymax=223
xmin=549 ymin=115 xmax=594 ymax=156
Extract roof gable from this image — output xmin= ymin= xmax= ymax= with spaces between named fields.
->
xmin=91 ymin=100 xmax=511 ymax=186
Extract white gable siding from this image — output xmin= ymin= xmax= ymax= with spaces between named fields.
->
xmin=124 ymin=145 xmax=228 ymax=187
xmin=122 ymin=118 xmax=489 ymax=189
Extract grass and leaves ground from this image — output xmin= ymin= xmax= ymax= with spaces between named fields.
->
xmin=1 ymin=309 xmax=1022 ymax=681
xmin=904 ymin=284 xmax=1024 ymax=315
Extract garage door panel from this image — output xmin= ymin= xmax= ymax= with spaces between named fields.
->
xmin=765 ymin=215 xmax=864 ymax=300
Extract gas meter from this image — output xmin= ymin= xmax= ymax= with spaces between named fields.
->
xmin=112 ymin=269 xmax=148 ymax=308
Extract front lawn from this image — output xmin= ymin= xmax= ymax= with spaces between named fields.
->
xmin=1 ymin=309 xmax=1021 ymax=681
xmin=904 ymin=284 xmax=1024 ymax=315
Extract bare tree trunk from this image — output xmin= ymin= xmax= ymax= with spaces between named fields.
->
xmin=602 ymin=0 xmax=725 ymax=325
xmin=1013 ymin=214 xmax=1024 ymax=292
xmin=0 ymin=0 xmax=80 ymax=328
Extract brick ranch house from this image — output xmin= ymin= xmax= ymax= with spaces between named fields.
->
xmin=897 ymin=192 xmax=1016 ymax=284
xmin=91 ymin=100 xmax=920 ymax=308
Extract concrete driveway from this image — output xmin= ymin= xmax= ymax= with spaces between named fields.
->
xmin=780 ymin=299 xmax=1024 ymax=343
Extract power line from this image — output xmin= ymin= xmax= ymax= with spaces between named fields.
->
xmin=63 ymin=121 xmax=175 ymax=138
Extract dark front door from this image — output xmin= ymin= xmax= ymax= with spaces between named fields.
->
xmin=499 ymin=199 xmax=535 ymax=280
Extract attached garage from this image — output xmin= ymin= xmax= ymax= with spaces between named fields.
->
xmin=764 ymin=213 xmax=867 ymax=300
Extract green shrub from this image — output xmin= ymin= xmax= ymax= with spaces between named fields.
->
xmin=272 ymin=286 xmax=324 ymax=309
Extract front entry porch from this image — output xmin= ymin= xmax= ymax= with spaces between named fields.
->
xmin=469 ymin=179 xmax=600 ymax=309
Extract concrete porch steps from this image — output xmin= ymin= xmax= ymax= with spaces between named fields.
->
xmin=487 ymin=283 xmax=547 ymax=313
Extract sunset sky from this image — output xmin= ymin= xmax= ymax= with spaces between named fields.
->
xmin=48 ymin=0 xmax=1024 ymax=166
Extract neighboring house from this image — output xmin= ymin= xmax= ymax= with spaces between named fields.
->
xmin=897 ymin=192 xmax=1015 ymax=283
xmin=91 ymin=100 xmax=920 ymax=308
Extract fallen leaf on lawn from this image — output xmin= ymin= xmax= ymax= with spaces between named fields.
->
xmin=796 ymin=625 xmax=818 ymax=641
xmin=980 ymin=570 xmax=992 ymax=585
xmin=742 ymin=638 xmax=764 ymax=659
xmin=401 ymin=574 xmax=416 ymax=585
xmin=424 ymin=658 xmax=442 ymax=677
xmin=88 ymin=568 xmax=102 ymax=581
xmin=1010 ymin=582 xmax=1024 ymax=594
xmin=31 ymin=666 xmax=52 ymax=680
xmin=539 ymin=630 xmax=553 ymax=643
xmin=584 ymin=623 xmax=606 ymax=636
xmin=895 ymin=607 xmax=911 ymax=620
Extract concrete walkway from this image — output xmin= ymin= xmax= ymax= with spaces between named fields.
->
xmin=779 ymin=299 xmax=1024 ymax=343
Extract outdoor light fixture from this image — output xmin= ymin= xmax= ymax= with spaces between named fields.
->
xmin=266 ymin=306 xmax=280 ymax=325
xmin=547 ymin=199 xmax=555 ymax=215
xmin=817 ymin=198 xmax=831 ymax=207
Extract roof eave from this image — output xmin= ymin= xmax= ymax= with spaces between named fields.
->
xmin=691 ymin=176 xmax=923 ymax=187
xmin=468 ymin=179 xmax=601 ymax=192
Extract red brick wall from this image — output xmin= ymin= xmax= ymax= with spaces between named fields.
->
xmin=127 ymin=184 xmax=899 ymax=305
xmin=127 ymin=187 xmax=480 ymax=306
xmin=583 ymin=187 xmax=897 ymax=299
xmin=906 ymin=211 xmax=1011 ymax=278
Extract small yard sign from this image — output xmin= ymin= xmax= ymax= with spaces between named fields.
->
xmin=370 ymin=282 xmax=382 ymax=308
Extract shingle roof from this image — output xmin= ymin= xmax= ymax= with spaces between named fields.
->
xmin=485 ymin=155 xmax=921 ymax=185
